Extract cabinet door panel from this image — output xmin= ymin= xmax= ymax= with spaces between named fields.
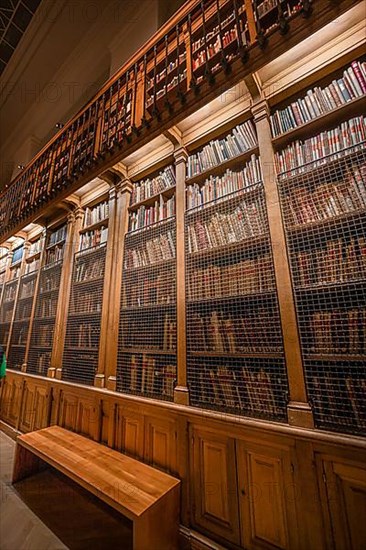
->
xmin=114 ymin=404 xmax=144 ymax=458
xmin=319 ymin=457 xmax=366 ymax=550
xmin=145 ymin=416 xmax=177 ymax=474
xmin=237 ymin=441 xmax=298 ymax=550
xmin=191 ymin=427 xmax=240 ymax=545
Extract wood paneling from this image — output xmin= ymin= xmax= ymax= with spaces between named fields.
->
xmin=237 ymin=441 xmax=299 ymax=550
xmin=114 ymin=404 xmax=144 ymax=459
xmin=317 ymin=455 xmax=366 ymax=550
xmin=145 ymin=416 xmax=178 ymax=474
xmin=190 ymin=426 xmax=240 ymax=545
xmin=19 ymin=381 xmax=49 ymax=433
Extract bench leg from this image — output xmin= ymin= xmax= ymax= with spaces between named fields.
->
xmin=133 ymin=486 xmax=180 ymax=550
xmin=12 ymin=444 xmax=46 ymax=484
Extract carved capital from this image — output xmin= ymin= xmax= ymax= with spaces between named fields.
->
xmin=251 ymin=98 xmax=270 ymax=123
xmin=174 ymin=145 xmax=188 ymax=166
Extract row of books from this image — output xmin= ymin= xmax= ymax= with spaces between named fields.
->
xmin=15 ymin=325 xmax=28 ymax=345
xmin=256 ymin=1 xmax=302 ymax=36
xmin=75 ymin=256 xmax=104 ymax=282
xmin=73 ymin=322 xmax=100 ymax=349
xmin=275 ymin=117 xmax=366 ymax=176
xmin=40 ymin=269 xmax=60 ymax=293
xmin=121 ymin=314 xmax=176 ymax=351
xmin=20 ymin=279 xmax=36 ymax=299
xmin=24 ymin=259 xmax=40 ymax=274
xmin=311 ymin=375 xmax=365 ymax=430
xmin=70 ymin=290 xmax=102 ymax=314
xmin=131 ymin=166 xmax=176 ymax=205
xmin=53 ymin=153 xmax=69 ymax=180
xmin=45 ymin=245 xmax=64 ymax=266
xmin=129 ymin=196 xmax=175 ymax=231
xmin=124 ymin=355 xmax=176 ymax=397
xmin=124 ymin=230 xmax=176 ymax=269
xmin=83 ymin=200 xmax=109 ymax=228
xmin=294 ymin=237 xmax=366 ymax=288
xmin=34 ymin=352 xmax=51 ymax=375
xmin=12 ymin=246 xmax=24 ymax=265
xmin=307 ymin=308 xmax=366 ymax=354
xmin=48 ymin=224 xmax=67 ymax=246
xmin=34 ymin=323 xmax=53 ymax=346
xmin=256 ymin=0 xmax=279 ymax=19
xmin=1 ymin=309 xmax=13 ymax=323
xmin=146 ymin=69 xmax=187 ymax=106
xmin=186 ymin=120 xmax=258 ymax=178
xmin=187 ymin=198 xmax=266 ymax=254
xmin=146 ymin=52 xmax=186 ymax=90
xmin=10 ymin=266 xmax=21 ymax=279
xmin=186 ymin=156 xmax=262 ymax=209
xmin=37 ymin=296 xmax=58 ymax=318
xmin=15 ymin=302 xmax=32 ymax=320
xmin=194 ymin=365 xmax=283 ymax=416
xmin=282 ymin=163 xmax=366 ymax=227
xmin=122 ymin=272 xmax=175 ymax=307
xmin=4 ymin=283 xmax=17 ymax=302
xmin=189 ymin=310 xmax=282 ymax=353
xmin=187 ymin=254 xmax=275 ymax=301
xmin=192 ymin=9 xmax=236 ymax=53
xmin=79 ymin=227 xmax=108 ymax=251
xmin=270 ymin=61 xmax=366 ymax=137
xmin=192 ymin=27 xmax=238 ymax=72
xmin=28 ymin=239 xmax=42 ymax=257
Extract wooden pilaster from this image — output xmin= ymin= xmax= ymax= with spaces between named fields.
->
xmin=174 ymin=145 xmax=189 ymax=405
xmin=252 ymin=99 xmax=314 ymax=428
xmin=6 ymin=241 xmax=29 ymax=359
xmin=95 ymin=170 xmax=132 ymax=389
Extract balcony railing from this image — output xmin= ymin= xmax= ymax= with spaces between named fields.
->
xmin=1 ymin=0 xmax=358 ymax=242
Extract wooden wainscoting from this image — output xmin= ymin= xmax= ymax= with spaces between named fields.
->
xmin=1 ymin=369 xmax=366 ymax=550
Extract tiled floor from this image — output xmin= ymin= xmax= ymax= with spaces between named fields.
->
xmin=0 ymin=431 xmax=133 ymax=550
xmin=0 ymin=431 xmax=67 ymax=550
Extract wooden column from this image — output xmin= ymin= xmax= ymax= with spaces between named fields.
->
xmin=174 ymin=145 xmax=189 ymax=405
xmin=49 ymin=208 xmax=84 ymax=379
xmin=95 ymin=171 xmax=132 ymax=389
xmin=22 ymin=228 xmax=47 ymax=371
xmin=105 ymin=176 xmax=132 ymax=391
xmin=6 ymin=241 xmax=29 ymax=359
xmin=252 ymin=99 xmax=314 ymax=428
xmin=0 ymin=247 xmax=12 ymax=307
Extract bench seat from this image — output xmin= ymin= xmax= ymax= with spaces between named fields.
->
xmin=12 ymin=426 xmax=180 ymax=550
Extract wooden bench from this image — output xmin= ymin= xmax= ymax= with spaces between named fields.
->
xmin=12 ymin=426 xmax=180 ymax=550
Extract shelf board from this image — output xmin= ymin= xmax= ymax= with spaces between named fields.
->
xmin=26 ymin=251 xmax=41 ymax=262
xmin=306 ymin=353 xmax=366 ymax=362
xmin=122 ymin=303 xmax=176 ymax=312
xmin=46 ymin=238 xmax=66 ymax=250
xmin=39 ymin=287 xmax=60 ymax=296
xmin=187 ymin=234 xmax=269 ymax=261
xmin=76 ymin=243 xmax=107 ymax=257
xmin=42 ymin=260 xmax=63 ymax=270
xmin=296 ymin=279 xmax=366 ymax=294
xmin=186 ymin=146 xmax=259 ymax=186
xmin=120 ymin=348 xmax=176 ymax=355
xmin=65 ymin=346 xmax=99 ymax=352
xmin=189 ymin=350 xmax=283 ymax=359
xmin=13 ymin=318 xmax=30 ymax=323
xmin=272 ymin=95 xmax=366 ymax=151
xmin=80 ymin=218 xmax=109 ymax=234
xmin=187 ymin=289 xmax=276 ymax=306
xmin=11 ymin=344 xmax=26 ymax=348
xmin=123 ymin=257 xmax=176 ymax=273
xmin=33 ymin=316 xmax=56 ymax=322
xmin=287 ymin=209 xmax=366 ymax=236
xmin=126 ymin=216 xmax=176 ymax=238
xmin=18 ymin=295 xmax=35 ymax=302
xmin=31 ymin=345 xmax=52 ymax=349
xmin=73 ymin=276 xmax=104 ymax=286
xmin=129 ymin=185 xmax=176 ymax=211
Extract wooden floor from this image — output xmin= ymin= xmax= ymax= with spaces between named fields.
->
xmin=0 ymin=431 xmax=133 ymax=550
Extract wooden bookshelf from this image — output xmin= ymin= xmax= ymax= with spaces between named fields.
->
xmin=27 ymin=224 xmax=67 ymax=377
xmin=117 ymin=166 xmax=177 ymax=401
xmin=63 ymin=203 xmax=108 ymax=386
xmin=7 ymin=238 xmax=41 ymax=371
xmin=185 ymin=120 xmax=289 ymax=421
xmin=278 ymin=104 xmax=366 ymax=436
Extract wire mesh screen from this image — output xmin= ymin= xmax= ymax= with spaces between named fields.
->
xmin=0 ymin=279 xmax=19 ymax=349
xmin=278 ymin=144 xmax=366 ymax=435
xmin=27 ymin=262 xmax=63 ymax=376
xmin=63 ymin=245 xmax=106 ymax=385
xmin=7 ymin=272 xmax=37 ymax=371
xmin=185 ymin=180 xmax=288 ymax=420
xmin=117 ymin=217 xmax=177 ymax=401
